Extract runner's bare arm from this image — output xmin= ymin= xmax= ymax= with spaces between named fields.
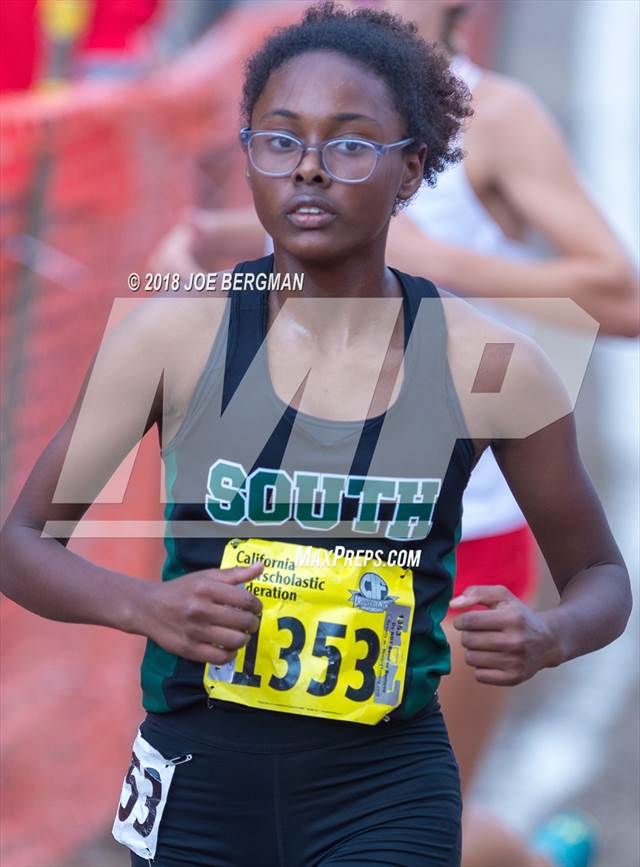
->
xmin=387 ymin=77 xmax=639 ymax=336
xmin=450 ymin=338 xmax=631 ymax=685
xmin=500 ymin=411 xmax=629 ymax=638
xmin=0 ymin=297 xmax=262 ymax=663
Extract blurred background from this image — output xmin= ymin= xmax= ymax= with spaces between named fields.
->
xmin=0 ymin=1 xmax=638 ymax=866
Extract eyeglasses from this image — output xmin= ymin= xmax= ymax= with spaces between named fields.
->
xmin=240 ymin=128 xmax=414 ymax=184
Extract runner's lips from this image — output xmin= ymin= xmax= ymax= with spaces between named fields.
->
xmin=285 ymin=196 xmax=337 ymax=215
xmin=285 ymin=197 xmax=338 ymax=228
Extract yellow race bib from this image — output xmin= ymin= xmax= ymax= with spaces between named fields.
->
xmin=203 ymin=539 xmax=415 ymax=725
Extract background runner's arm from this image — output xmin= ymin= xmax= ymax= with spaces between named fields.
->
xmin=387 ymin=80 xmax=638 ymax=336
xmin=150 ymin=206 xmax=265 ymax=276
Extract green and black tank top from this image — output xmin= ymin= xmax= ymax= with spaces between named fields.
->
xmin=141 ymin=254 xmax=474 ymax=724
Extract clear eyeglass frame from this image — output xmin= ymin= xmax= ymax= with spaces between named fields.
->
xmin=239 ymin=127 xmax=415 ymax=184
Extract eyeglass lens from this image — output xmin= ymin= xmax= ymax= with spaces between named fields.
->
xmin=248 ymin=134 xmax=377 ymax=182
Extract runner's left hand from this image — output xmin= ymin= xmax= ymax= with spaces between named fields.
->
xmin=449 ymin=585 xmax=560 ymax=685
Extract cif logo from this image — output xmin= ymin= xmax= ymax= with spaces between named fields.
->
xmin=349 ymin=572 xmax=398 ymax=613
xmin=361 ymin=572 xmax=389 ymax=602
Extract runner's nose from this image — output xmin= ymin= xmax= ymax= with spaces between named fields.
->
xmin=293 ymin=149 xmax=331 ymax=187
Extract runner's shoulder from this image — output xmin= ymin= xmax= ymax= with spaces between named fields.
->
xmin=439 ymin=290 xmax=571 ymax=439
xmin=87 ymin=277 xmax=231 ymax=426
xmin=473 ymin=70 xmax=546 ymax=130
xmin=103 ymin=276 xmax=231 ymax=365
xmin=464 ymin=71 xmax=550 ymax=186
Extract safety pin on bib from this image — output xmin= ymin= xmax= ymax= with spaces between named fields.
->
xmin=165 ymin=754 xmax=193 ymax=767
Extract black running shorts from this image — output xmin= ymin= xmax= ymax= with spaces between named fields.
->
xmin=126 ymin=697 xmax=461 ymax=867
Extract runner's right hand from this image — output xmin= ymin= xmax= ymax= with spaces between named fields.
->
xmin=140 ymin=563 xmax=263 ymax=664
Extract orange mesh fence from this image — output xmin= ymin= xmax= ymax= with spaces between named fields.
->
xmin=0 ymin=6 xmax=299 ymax=866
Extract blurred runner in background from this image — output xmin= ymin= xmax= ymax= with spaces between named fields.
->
xmin=150 ymin=3 xmax=637 ymax=866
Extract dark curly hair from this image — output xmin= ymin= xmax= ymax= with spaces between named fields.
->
xmin=241 ymin=0 xmax=472 ymax=197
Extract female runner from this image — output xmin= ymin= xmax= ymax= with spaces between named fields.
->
xmin=0 ymin=4 xmax=631 ymax=866
xmin=151 ymin=5 xmax=637 ymax=864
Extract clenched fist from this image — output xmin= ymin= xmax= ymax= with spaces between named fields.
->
xmin=139 ymin=563 xmax=264 ymax=665
xmin=449 ymin=584 xmax=561 ymax=686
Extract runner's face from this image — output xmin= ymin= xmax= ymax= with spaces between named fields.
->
xmin=248 ymin=50 xmax=424 ymax=264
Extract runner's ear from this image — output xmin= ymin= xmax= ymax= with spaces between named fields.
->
xmin=397 ymin=143 xmax=427 ymax=203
